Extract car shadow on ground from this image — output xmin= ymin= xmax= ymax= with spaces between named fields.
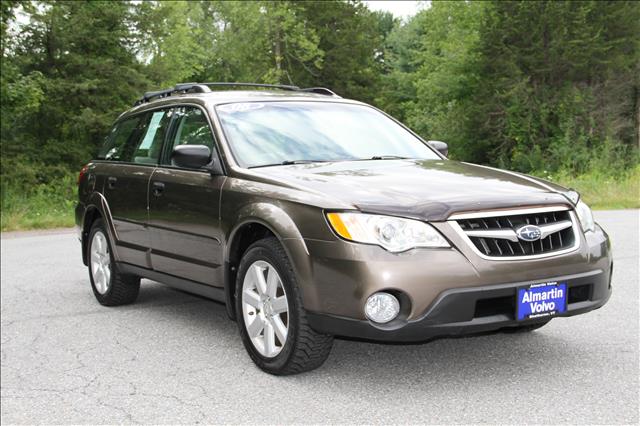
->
xmin=126 ymin=279 xmax=584 ymax=387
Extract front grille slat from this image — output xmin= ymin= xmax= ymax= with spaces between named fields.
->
xmin=557 ymin=226 xmax=564 ymax=246
xmin=456 ymin=209 xmax=576 ymax=259
xmin=479 ymin=237 xmax=490 ymax=254
xmin=492 ymin=238 xmax=503 ymax=255
xmin=502 ymin=238 xmax=515 ymax=255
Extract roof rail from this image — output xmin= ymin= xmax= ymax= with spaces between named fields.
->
xmin=299 ymin=87 xmax=340 ymax=97
xmin=202 ymin=83 xmax=340 ymax=97
xmin=201 ymin=82 xmax=301 ymax=91
xmin=134 ymin=83 xmax=211 ymax=106
xmin=134 ymin=82 xmax=340 ymax=106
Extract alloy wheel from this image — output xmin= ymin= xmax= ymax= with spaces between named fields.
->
xmin=241 ymin=260 xmax=289 ymax=358
xmin=90 ymin=231 xmax=111 ymax=294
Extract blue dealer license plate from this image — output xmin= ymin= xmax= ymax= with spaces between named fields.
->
xmin=516 ymin=282 xmax=567 ymax=321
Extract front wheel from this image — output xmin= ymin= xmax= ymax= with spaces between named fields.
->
xmin=235 ymin=237 xmax=333 ymax=375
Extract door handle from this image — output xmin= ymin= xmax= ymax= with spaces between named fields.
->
xmin=152 ymin=181 xmax=165 ymax=197
xmin=107 ymin=176 xmax=117 ymax=189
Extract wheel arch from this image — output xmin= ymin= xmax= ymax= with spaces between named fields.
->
xmin=81 ymin=192 xmax=119 ymax=265
xmin=224 ymin=203 xmax=313 ymax=321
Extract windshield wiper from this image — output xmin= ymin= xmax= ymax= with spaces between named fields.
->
xmin=366 ymin=155 xmax=412 ymax=160
xmin=281 ymin=160 xmax=330 ymax=165
xmin=248 ymin=160 xmax=329 ymax=169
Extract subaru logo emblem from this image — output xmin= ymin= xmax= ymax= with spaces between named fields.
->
xmin=516 ymin=225 xmax=542 ymax=242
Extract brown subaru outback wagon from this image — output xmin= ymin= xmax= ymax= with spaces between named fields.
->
xmin=76 ymin=83 xmax=612 ymax=375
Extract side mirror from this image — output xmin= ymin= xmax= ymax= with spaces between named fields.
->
xmin=428 ymin=140 xmax=448 ymax=157
xmin=171 ymin=145 xmax=212 ymax=169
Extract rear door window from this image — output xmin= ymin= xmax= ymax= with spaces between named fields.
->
xmin=98 ymin=109 xmax=173 ymax=164
xmin=99 ymin=116 xmax=143 ymax=161
xmin=129 ymin=109 xmax=173 ymax=165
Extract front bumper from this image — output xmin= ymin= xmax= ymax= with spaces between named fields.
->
xmin=293 ymin=221 xmax=612 ymax=342
xmin=307 ymin=269 xmax=612 ymax=342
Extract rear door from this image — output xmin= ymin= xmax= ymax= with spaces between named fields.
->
xmin=98 ymin=108 xmax=173 ymax=267
xmin=147 ymin=105 xmax=226 ymax=286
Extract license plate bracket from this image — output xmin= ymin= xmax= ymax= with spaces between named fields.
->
xmin=516 ymin=281 xmax=567 ymax=321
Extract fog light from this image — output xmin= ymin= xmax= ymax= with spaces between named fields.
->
xmin=365 ymin=292 xmax=400 ymax=323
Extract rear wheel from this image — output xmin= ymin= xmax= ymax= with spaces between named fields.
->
xmin=235 ymin=237 xmax=333 ymax=375
xmin=87 ymin=219 xmax=140 ymax=306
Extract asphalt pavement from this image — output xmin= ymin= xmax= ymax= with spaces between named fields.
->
xmin=1 ymin=210 xmax=638 ymax=424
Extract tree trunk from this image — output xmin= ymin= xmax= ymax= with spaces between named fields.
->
xmin=274 ymin=23 xmax=282 ymax=83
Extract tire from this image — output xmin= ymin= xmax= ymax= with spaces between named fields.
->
xmin=87 ymin=219 xmax=140 ymax=306
xmin=503 ymin=321 xmax=550 ymax=333
xmin=235 ymin=237 xmax=333 ymax=375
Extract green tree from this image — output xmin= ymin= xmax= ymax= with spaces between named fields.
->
xmin=2 ymin=0 xmax=148 ymax=184
xmin=473 ymin=1 xmax=640 ymax=172
xmin=193 ymin=1 xmax=323 ymax=85
xmin=135 ymin=1 xmax=207 ymax=87
xmin=2 ymin=0 xmax=639 ymax=198
xmin=294 ymin=1 xmax=394 ymax=102
xmin=379 ymin=0 xmax=639 ymax=174
xmin=378 ymin=2 xmax=484 ymax=159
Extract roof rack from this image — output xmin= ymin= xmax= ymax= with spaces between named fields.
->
xmin=298 ymin=87 xmax=339 ymax=97
xmin=201 ymin=82 xmax=301 ymax=91
xmin=134 ymin=82 xmax=340 ymax=106
xmin=134 ymin=83 xmax=211 ymax=106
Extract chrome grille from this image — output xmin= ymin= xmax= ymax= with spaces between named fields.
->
xmin=451 ymin=208 xmax=579 ymax=259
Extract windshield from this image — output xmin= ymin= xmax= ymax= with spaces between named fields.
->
xmin=215 ymin=102 xmax=440 ymax=168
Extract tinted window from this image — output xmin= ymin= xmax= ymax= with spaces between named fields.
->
xmin=128 ymin=109 xmax=173 ymax=165
xmin=165 ymin=107 xmax=215 ymax=166
xmin=215 ymin=102 xmax=439 ymax=168
xmin=98 ymin=116 xmax=143 ymax=161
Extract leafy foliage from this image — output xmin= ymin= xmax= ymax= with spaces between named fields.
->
xmin=380 ymin=1 xmax=639 ymax=174
xmin=1 ymin=1 xmax=639 ymax=230
xmin=2 ymin=1 xmax=148 ymax=189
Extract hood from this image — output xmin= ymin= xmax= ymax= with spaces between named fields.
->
xmin=256 ymin=159 xmax=571 ymax=221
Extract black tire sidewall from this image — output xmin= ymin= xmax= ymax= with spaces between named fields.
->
xmin=87 ymin=219 xmax=116 ymax=303
xmin=235 ymin=240 xmax=300 ymax=373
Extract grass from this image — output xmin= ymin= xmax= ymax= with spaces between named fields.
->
xmin=537 ymin=165 xmax=640 ymax=210
xmin=1 ymin=167 xmax=638 ymax=232
xmin=1 ymin=175 xmax=76 ymax=232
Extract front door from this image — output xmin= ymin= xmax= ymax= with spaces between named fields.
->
xmin=147 ymin=106 xmax=225 ymax=286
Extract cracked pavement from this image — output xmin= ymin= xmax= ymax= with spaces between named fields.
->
xmin=1 ymin=210 xmax=638 ymax=424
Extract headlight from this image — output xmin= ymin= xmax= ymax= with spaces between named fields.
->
xmin=326 ymin=212 xmax=450 ymax=252
xmin=575 ymin=200 xmax=595 ymax=233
